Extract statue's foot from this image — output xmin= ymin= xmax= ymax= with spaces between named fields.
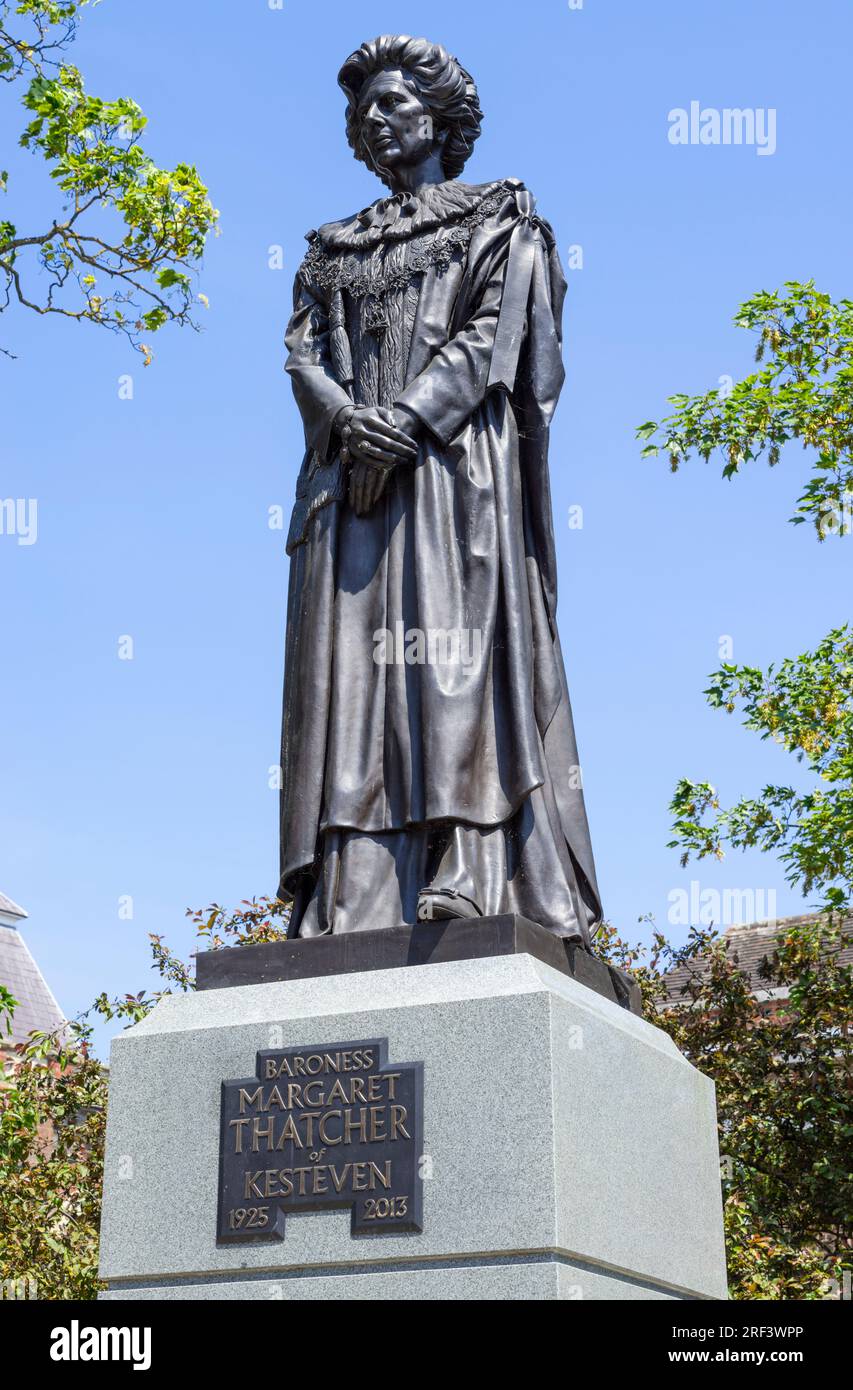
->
xmin=416 ymin=888 xmax=481 ymax=922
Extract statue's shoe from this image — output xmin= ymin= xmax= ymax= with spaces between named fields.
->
xmin=416 ymin=889 xmax=481 ymax=922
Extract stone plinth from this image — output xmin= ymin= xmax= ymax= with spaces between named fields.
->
xmin=99 ymin=952 xmax=727 ymax=1300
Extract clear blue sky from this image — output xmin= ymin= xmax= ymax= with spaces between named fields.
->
xmin=2 ymin=0 xmax=851 ymax=1053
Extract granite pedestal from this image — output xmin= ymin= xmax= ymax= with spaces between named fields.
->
xmin=99 ymin=926 xmax=727 ymax=1301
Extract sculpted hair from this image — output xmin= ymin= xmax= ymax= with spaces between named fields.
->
xmin=338 ymin=35 xmax=483 ymax=185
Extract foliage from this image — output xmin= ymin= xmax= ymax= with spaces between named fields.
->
xmin=0 ymin=896 xmax=288 ymax=1299
xmin=630 ymin=279 xmax=853 ymax=1296
xmin=0 ymin=988 xmax=151 ymax=1300
xmin=670 ymin=627 xmax=853 ymax=919
xmin=637 ymin=281 xmax=853 ymax=536
xmin=598 ymin=916 xmax=853 ymax=1300
xmin=639 ymin=284 xmax=852 ymax=917
xmin=0 ymin=0 xmax=218 ymax=359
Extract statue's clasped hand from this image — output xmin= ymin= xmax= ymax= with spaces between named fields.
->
xmin=338 ymin=405 xmax=420 ymax=516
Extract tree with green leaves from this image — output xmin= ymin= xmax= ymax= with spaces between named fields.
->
xmin=0 ymin=900 xmax=287 ymax=1300
xmin=1 ymin=984 xmax=118 ymax=1300
xmin=599 ymin=916 xmax=852 ymax=1300
xmin=629 ymin=278 xmax=853 ymax=1297
xmin=638 ymin=281 xmax=853 ymax=921
xmin=1 ymin=0 xmax=218 ymax=361
xmin=637 ymin=281 xmax=853 ymax=536
xmin=667 ymin=630 xmax=853 ymax=922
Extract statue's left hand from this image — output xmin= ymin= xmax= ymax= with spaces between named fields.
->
xmin=349 ymin=458 xmax=391 ymax=516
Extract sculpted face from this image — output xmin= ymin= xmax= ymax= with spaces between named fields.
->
xmin=356 ymin=69 xmax=439 ymax=178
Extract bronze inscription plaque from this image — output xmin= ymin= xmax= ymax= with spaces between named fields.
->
xmin=217 ymin=1037 xmax=423 ymax=1242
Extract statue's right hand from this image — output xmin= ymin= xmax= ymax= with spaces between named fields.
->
xmin=347 ymin=406 xmax=418 ymax=468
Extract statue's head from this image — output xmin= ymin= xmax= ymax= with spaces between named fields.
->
xmin=338 ymin=35 xmax=483 ymax=190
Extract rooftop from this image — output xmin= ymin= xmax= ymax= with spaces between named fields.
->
xmin=0 ymin=890 xmax=28 ymax=924
xmin=0 ymin=891 xmax=66 ymax=1049
xmin=662 ymin=912 xmax=853 ymax=1003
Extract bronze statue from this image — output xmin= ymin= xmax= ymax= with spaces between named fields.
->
xmin=279 ymin=35 xmax=601 ymax=946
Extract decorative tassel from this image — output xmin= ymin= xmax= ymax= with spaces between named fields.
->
xmin=329 ymin=288 xmax=354 ymax=390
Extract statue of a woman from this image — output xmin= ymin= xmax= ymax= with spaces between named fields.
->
xmin=279 ymin=35 xmax=602 ymax=947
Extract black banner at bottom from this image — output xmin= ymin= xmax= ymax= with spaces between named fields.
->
xmin=1 ymin=1290 xmax=847 ymax=1375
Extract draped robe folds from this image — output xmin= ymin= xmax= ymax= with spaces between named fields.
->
xmin=279 ymin=177 xmax=602 ymax=946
